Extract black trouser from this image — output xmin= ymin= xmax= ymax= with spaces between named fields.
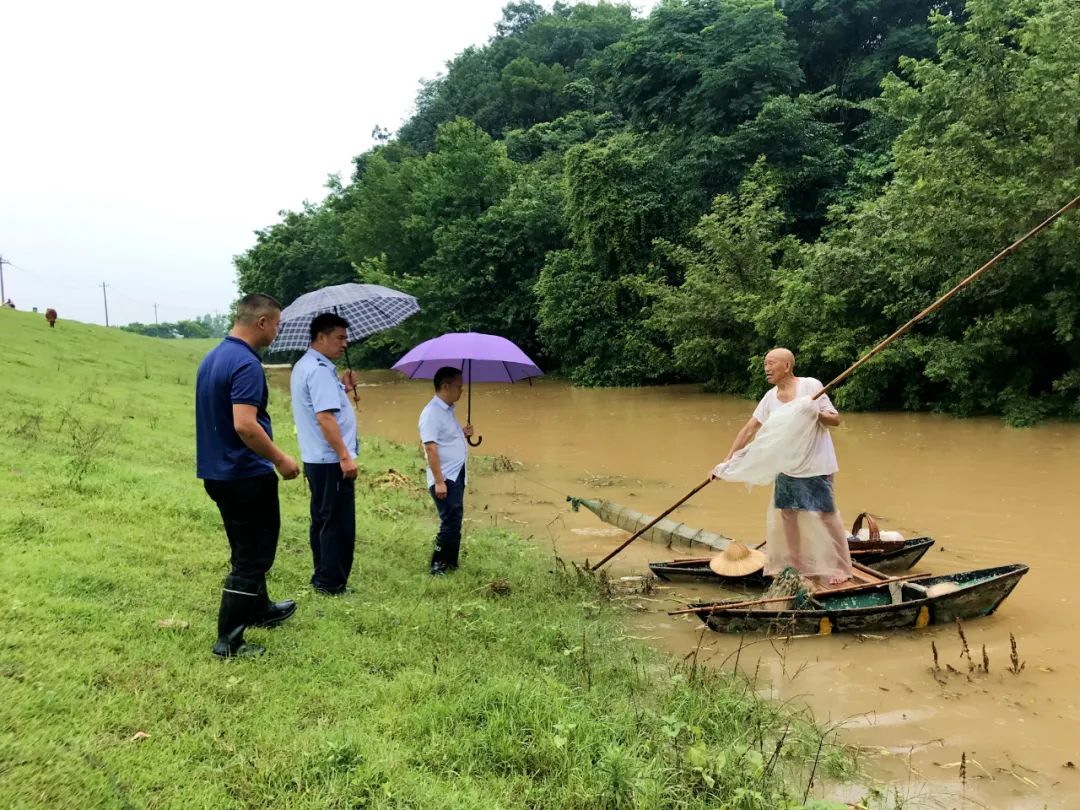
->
xmin=428 ymin=474 xmax=465 ymax=571
xmin=304 ymin=462 xmax=356 ymax=594
xmin=204 ymin=472 xmax=280 ymax=583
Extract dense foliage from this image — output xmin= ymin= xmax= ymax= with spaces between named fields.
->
xmin=123 ymin=313 xmax=230 ymax=339
xmin=236 ymin=0 xmax=1080 ymax=423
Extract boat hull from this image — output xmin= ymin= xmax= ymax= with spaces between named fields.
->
xmin=688 ymin=564 xmax=1028 ymax=635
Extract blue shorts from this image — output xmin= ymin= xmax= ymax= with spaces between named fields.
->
xmin=773 ymin=473 xmax=836 ymax=513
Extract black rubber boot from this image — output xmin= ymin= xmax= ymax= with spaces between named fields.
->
xmin=431 ymin=538 xmax=460 ymax=574
xmin=249 ymin=576 xmax=296 ymax=628
xmin=430 ymin=541 xmax=449 ymax=575
xmin=212 ymin=575 xmax=265 ymax=658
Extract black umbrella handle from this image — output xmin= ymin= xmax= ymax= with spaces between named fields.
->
xmin=464 ymin=358 xmax=481 ymax=445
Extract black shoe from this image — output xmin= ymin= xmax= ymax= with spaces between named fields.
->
xmin=250 ymin=576 xmax=297 ymax=627
xmin=430 ymin=564 xmax=450 ymax=576
xmin=212 ymin=626 xmax=266 ymax=658
xmin=250 ymin=598 xmax=296 ymax=628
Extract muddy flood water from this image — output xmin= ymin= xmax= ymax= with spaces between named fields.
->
xmin=276 ymin=370 xmax=1080 ymax=808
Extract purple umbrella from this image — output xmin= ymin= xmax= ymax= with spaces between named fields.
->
xmin=392 ymin=332 xmax=543 ymax=446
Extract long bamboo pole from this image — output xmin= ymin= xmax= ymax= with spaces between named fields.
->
xmin=590 ymin=193 xmax=1080 ymax=570
xmin=588 ymin=478 xmax=712 ymax=571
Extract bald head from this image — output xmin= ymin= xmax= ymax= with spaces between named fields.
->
xmin=763 ymin=347 xmax=795 ymax=385
xmin=766 ymin=348 xmax=794 ymax=367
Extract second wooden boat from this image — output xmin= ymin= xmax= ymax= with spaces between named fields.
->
xmin=649 ymin=537 xmax=934 ymax=586
xmin=569 ymin=496 xmax=935 ymax=585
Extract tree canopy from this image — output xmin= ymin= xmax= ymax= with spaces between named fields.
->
xmin=235 ymin=0 xmax=1080 ymax=423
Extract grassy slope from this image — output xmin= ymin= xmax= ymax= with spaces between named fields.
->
xmin=0 ymin=311 xmax=851 ymax=809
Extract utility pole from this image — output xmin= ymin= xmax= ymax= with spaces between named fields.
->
xmin=101 ymin=282 xmax=110 ymax=327
xmin=153 ymin=302 xmax=159 ymax=325
xmin=0 ymin=255 xmax=8 ymax=304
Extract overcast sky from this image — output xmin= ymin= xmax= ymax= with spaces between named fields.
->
xmin=1 ymin=1 xmax=653 ymax=327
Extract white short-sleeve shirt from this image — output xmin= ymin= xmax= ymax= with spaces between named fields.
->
xmin=418 ymin=396 xmax=468 ymax=488
xmin=751 ymin=377 xmax=839 ymax=477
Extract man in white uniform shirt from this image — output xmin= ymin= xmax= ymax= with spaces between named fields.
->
xmin=418 ymin=367 xmax=475 ymax=575
xmin=723 ymin=348 xmax=852 ymax=585
xmin=290 ymin=313 xmax=359 ymax=595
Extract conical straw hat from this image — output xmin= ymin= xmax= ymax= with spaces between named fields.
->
xmin=708 ymin=542 xmax=766 ymax=577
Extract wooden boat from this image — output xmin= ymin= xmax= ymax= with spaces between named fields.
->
xmin=680 ymin=564 xmax=1028 ymax=635
xmin=649 ymin=538 xmax=935 ymax=586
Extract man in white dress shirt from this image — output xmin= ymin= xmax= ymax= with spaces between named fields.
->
xmin=418 ymin=367 xmax=475 ymax=575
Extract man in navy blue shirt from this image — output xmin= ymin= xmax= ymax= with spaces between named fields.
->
xmin=196 ymin=293 xmax=300 ymax=658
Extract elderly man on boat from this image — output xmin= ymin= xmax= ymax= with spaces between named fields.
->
xmin=718 ymin=348 xmax=853 ymax=586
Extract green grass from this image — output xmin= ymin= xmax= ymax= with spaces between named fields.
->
xmin=0 ymin=310 xmax=856 ymax=809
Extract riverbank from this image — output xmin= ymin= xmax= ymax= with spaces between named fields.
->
xmin=0 ymin=312 xmax=854 ymax=808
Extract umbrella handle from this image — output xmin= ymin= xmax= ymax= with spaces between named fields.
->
xmin=342 ymin=343 xmax=360 ymax=406
xmin=464 ymin=361 xmax=481 ymax=445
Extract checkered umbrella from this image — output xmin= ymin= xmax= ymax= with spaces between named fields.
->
xmin=268 ymin=283 xmax=419 ymax=354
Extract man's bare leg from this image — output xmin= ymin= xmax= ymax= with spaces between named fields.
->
xmin=820 ymin=510 xmax=853 ymax=585
xmin=780 ymin=509 xmax=804 ymax=572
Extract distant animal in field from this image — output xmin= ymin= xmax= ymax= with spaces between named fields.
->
xmin=45 ymin=308 xmax=58 ymax=328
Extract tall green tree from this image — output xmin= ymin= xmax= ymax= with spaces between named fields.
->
xmin=651 ymin=160 xmax=799 ymax=394
xmin=695 ymin=91 xmax=852 ymax=235
xmin=234 ymin=193 xmax=354 ymax=307
xmin=343 ymin=119 xmax=535 ymax=360
xmin=767 ymin=0 xmax=1080 ymax=423
xmin=601 ymin=0 xmax=803 ymax=135
xmin=536 ymin=132 xmax=694 ymax=383
xmin=397 ymin=2 xmax=637 ymax=152
xmin=781 ymin=0 xmax=966 ymax=101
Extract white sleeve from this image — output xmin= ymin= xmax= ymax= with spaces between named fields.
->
xmin=806 ymin=378 xmax=837 ymax=414
xmin=751 ymin=392 xmax=770 ymax=424
xmin=419 ymin=408 xmax=439 ymax=444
